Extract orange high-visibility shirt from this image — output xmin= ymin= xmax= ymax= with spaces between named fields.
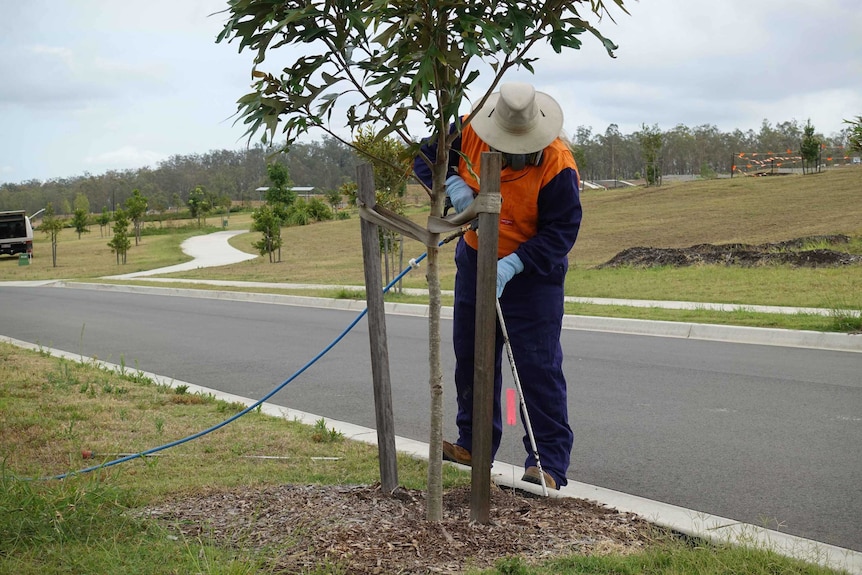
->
xmin=456 ymin=123 xmax=579 ymax=258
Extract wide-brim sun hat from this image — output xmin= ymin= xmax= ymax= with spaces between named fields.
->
xmin=470 ymin=82 xmax=564 ymax=154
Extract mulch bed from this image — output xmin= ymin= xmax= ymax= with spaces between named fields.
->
xmin=597 ymin=235 xmax=861 ymax=268
xmin=143 ymin=483 xmax=660 ymax=574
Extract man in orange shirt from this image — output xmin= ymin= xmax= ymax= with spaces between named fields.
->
xmin=414 ymin=83 xmax=582 ymax=489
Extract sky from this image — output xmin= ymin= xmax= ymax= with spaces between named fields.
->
xmin=1 ymin=0 xmax=860 ymax=184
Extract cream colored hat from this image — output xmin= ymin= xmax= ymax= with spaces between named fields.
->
xmin=470 ymin=82 xmax=564 ymax=154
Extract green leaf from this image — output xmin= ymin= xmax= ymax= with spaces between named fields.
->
xmin=221 ymin=0 xmax=627 ymax=157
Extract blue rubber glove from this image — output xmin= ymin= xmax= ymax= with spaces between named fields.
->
xmin=496 ymin=253 xmax=524 ymax=298
xmin=445 ymin=175 xmax=474 ymax=214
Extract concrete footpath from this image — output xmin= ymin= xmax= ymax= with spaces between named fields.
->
xmin=102 ymin=230 xmax=256 ymax=279
xmin=3 ymin=231 xmax=860 ymax=572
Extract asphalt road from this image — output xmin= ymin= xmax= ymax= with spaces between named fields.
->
xmin=1 ymin=284 xmax=860 ymax=551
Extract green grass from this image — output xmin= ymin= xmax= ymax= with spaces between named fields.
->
xmin=0 ymin=342 xmax=467 ymax=574
xmin=472 ymin=543 xmax=844 ymax=574
xmin=1 ymin=342 xmax=850 ymax=574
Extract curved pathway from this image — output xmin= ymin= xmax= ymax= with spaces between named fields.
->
xmin=102 ymin=230 xmax=257 ymax=279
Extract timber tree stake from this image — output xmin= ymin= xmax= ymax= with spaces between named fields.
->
xmin=357 ymin=163 xmax=399 ymax=493
xmin=471 ymin=151 xmax=502 ymax=523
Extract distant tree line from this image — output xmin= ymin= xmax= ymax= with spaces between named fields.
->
xmin=1 ymin=119 xmax=858 ymax=215
xmin=0 ymin=138 xmax=357 ymax=216
xmin=573 ymin=118 xmax=856 ymax=182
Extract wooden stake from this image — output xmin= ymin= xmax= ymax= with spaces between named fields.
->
xmin=471 ymin=151 xmax=502 ymax=523
xmin=357 ymin=163 xmax=399 ymax=493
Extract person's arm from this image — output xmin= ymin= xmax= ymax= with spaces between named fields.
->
xmin=514 ymin=168 xmax=582 ymax=276
xmin=412 ymin=126 xmax=462 ymax=188
xmin=414 ymin=126 xmax=475 ymax=213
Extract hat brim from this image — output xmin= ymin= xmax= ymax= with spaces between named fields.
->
xmin=470 ymin=91 xmax=563 ymax=154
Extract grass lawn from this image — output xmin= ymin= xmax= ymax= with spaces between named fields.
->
xmin=0 ymin=342 xmax=847 ymax=575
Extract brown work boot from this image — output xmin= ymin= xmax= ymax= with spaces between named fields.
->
xmin=442 ymin=441 xmax=472 ymax=466
xmin=521 ymin=466 xmax=558 ymax=490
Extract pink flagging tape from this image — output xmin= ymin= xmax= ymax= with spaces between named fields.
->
xmin=506 ymin=388 xmax=517 ymax=425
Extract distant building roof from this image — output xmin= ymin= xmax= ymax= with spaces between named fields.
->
xmin=255 ymin=186 xmax=316 ymax=192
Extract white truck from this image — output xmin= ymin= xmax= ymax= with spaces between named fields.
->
xmin=0 ymin=210 xmax=34 ymax=258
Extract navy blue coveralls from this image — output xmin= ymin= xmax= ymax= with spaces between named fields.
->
xmin=414 ymin=123 xmax=582 ymax=487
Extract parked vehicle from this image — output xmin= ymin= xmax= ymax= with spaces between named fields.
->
xmin=0 ymin=210 xmax=34 ymax=258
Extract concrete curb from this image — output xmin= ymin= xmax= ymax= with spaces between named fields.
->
xmin=565 ymin=315 xmax=862 ymax=353
xmin=2 ymin=334 xmax=860 ymax=575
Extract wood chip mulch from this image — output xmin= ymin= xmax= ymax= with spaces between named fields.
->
xmin=142 ymin=483 xmax=660 ymax=574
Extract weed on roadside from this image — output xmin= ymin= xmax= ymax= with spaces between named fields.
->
xmin=311 ymin=418 xmax=344 ymax=443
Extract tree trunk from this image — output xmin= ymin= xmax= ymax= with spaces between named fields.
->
xmin=426 ymin=244 xmax=443 ymax=521
xmin=425 ymin=157 xmax=447 ymax=522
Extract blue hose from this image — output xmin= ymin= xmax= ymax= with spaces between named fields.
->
xmin=48 ymin=251 xmax=432 ymax=480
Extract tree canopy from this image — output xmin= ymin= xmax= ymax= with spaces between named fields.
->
xmin=217 ymin=0 xmax=625 ymax=156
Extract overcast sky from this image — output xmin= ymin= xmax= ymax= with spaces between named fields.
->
xmin=2 ymin=0 xmax=860 ymax=183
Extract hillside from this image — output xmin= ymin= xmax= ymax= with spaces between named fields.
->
xmin=572 ymin=166 xmax=862 ymax=266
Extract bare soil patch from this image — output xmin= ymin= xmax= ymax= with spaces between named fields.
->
xmin=597 ymin=235 xmax=861 ymax=269
xmin=144 ymin=483 xmax=659 ymax=574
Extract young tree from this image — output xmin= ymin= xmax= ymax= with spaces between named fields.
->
xmin=187 ymin=186 xmax=212 ymax=226
xmin=73 ymin=192 xmax=90 ymax=216
xmin=601 ymin=123 xmax=623 ymax=181
xmin=125 ymin=189 xmax=148 ymax=245
xmin=150 ymin=192 xmax=168 ymax=227
xmin=219 ymin=0 xmax=626 ymax=520
xmin=800 ymin=119 xmax=821 ymax=175
xmin=265 ymin=162 xmax=296 ymax=216
xmin=637 ymin=123 xmax=663 ymax=186
xmin=40 ymin=202 xmax=64 ymax=267
xmin=96 ymin=207 xmax=111 ymax=237
xmin=353 ymin=126 xmax=412 ymax=289
xmin=250 ymin=204 xmax=283 ymax=262
xmin=324 ymin=188 xmax=343 ymax=215
xmin=254 ymin=162 xmax=297 ymax=260
xmin=108 ymin=208 xmax=132 ymax=264
xmin=71 ymin=208 xmax=90 ymax=239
